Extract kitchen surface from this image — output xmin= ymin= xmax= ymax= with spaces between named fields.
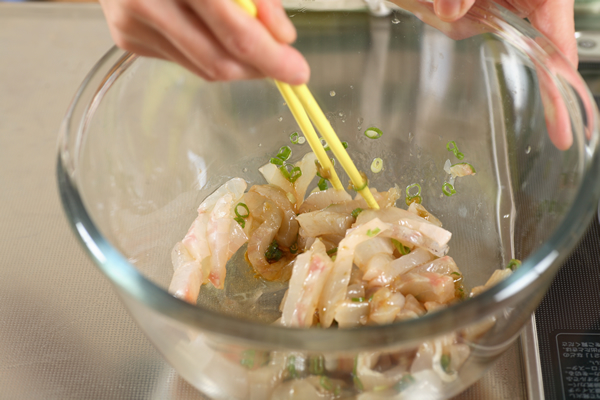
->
xmin=0 ymin=3 xmax=598 ymax=399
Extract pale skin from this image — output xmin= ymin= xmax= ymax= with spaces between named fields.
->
xmin=99 ymin=0 xmax=577 ymax=84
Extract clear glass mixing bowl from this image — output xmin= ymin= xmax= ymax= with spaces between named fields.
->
xmin=57 ymin=1 xmax=600 ymax=398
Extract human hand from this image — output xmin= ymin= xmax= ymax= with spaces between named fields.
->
xmin=433 ymin=0 xmax=588 ymax=151
xmin=98 ymin=0 xmax=310 ymax=84
xmin=433 ymin=0 xmax=577 ymax=67
xmin=390 ymin=0 xmax=586 ymax=150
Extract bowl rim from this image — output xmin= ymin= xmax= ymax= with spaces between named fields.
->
xmin=57 ymin=3 xmax=600 ymax=352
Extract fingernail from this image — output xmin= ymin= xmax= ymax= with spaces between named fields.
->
xmin=436 ymin=0 xmax=462 ymax=21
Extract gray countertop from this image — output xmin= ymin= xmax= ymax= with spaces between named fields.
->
xmin=0 ymin=3 xmax=527 ymax=399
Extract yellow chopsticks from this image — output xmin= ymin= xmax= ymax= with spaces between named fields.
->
xmin=233 ymin=0 xmax=379 ymax=210
xmin=275 ymin=82 xmax=343 ymax=190
xmin=289 ymin=85 xmax=378 ymax=208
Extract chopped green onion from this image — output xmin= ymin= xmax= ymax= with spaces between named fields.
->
xmin=353 ymin=376 xmax=364 ymax=391
xmin=351 ymin=208 xmax=363 ymax=218
xmin=405 ymin=183 xmax=422 ymax=206
xmin=351 ymin=181 xmax=368 ymax=191
xmin=395 ymin=374 xmax=416 ymax=393
xmin=442 ymin=182 xmax=457 ymax=196
xmin=331 ymin=255 xmax=337 ymax=261
xmin=326 ymin=247 xmax=338 ymax=256
xmin=367 ymin=227 xmax=381 ymax=237
xmin=351 ymin=297 xmax=365 ymax=302
xmin=279 ymin=166 xmax=290 ymax=180
xmin=364 ymin=127 xmax=383 ymax=139
xmin=289 ymin=242 xmax=298 ymax=254
xmin=276 ymin=145 xmax=292 ymax=161
xmin=507 ymin=259 xmax=522 ymax=271
xmin=265 ymin=240 xmax=283 ymax=263
xmin=320 ymin=138 xmax=330 ymax=151
xmin=287 ymin=356 xmax=297 ymax=379
xmin=450 ymin=271 xmax=461 ymax=276
xmin=369 ymin=295 xmax=374 ymax=301
xmin=318 ymin=178 xmax=328 ymax=191
xmin=310 ymin=355 xmax=325 ymax=375
xmin=235 ymin=203 xmax=250 ymax=218
xmin=240 ymin=350 xmax=255 ymax=368
xmin=320 ymin=376 xmax=333 ymax=391
xmin=342 ymin=141 xmax=349 ymax=149
xmin=446 ymin=140 xmax=465 ymax=160
xmin=406 ymin=183 xmax=421 ymax=198
xmin=371 ymin=157 xmax=383 ymax=173
xmin=349 ymin=172 xmax=368 ymax=192
xmin=441 ymin=354 xmax=451 ymax=372
xmin=269 ymin=157 xmax=284 ymax=166
xmin=288 ymin=166 xmax=302 ymax=183
xmin=392 ymin=239 xmax=411 ymax=255
xmin=279 ymin=165 xmax=303 ymax=183
xmin=290 ymin=132 xmax=299 ymax=144
xmin=234 ymin=216 xmax=246 ymax=229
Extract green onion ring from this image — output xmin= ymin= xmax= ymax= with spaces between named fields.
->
xmin=442 ymin=182 xmax=457 ymax=196
xmin=290 ymin=132 xmax=299 ymax=144
xmin=507 ymin=259 xmax=522 ymax=270
xmin=276 ymin=145 xmax=292 ymax=161
xmin=279 ymin=164 xmax=302 ymax=183
xmin=278 ymin=165 xmax=290 ymax=180
xmin=235 ymin=202 xmax=250 ymax=218
xmin=405 ymin=183 xmax=422 ymax=205
xmin=288 ymin=166 xmax=302 ymax=183
xmin=406 ymin=183 xmax=421 ymax=198
xmin=269 ymin=157 xmax=283 ymax=166
xmin=371 ymin=157 xmax=383 ymax=173
xmin=349 ymin=172 xmax=368 ymax=192
xmin=234 ymin=216 xmax=246 ymax=229
xmin=446 ymin=140 xmax=465 ymax=160
xmin=364 ymin=127 xmax=383 ymax=139
xmin=289 ymin=242 xmax=298 ymax=254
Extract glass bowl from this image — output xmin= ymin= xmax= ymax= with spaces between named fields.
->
xmin=57 ymin=0 xmax=600 ymax=398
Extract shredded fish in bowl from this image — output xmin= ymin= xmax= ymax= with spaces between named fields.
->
xmin=166 ymin=148 xmax=512 ymax=399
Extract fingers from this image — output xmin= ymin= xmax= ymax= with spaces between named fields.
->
xmin=142 ymin=1 xmax=265 ymax=81
xmin=186 ymin=0 xmax=310 ymax=84
xmin=99 ymin=0 xmax=309 ymax=84
xmin=256 ymin=0 xmax=297 ymax=44
xmin=433 ymin=0 xmax=476 ymax=22
xmin=115 ymin=14 xmax=216 ymax=80
xmin=537 ymin=66 xmax=573 ymax=150
xmin=527 ymin=0 xmax=578 ymax=67
xmin=101 ymin=0 xmax=264 ymax=81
